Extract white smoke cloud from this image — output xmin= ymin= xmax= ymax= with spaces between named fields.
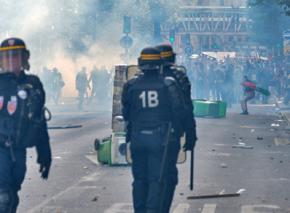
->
xmin=0 ymin=0 xmax=182 ymax=96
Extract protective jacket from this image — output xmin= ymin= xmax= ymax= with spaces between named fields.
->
xmin=122 ymin=72 xmax=185 ymax=137
xmin=0 ymin=72 xmax=51 ymax=162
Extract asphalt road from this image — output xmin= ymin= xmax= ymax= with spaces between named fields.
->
xmin=17 ymin=103 xmax=290 ymax=213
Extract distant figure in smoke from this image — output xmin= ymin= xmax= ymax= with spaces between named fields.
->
xmin=240 ymin=76 xmax=256 ymax=115
xmin=40 ymin=66 xmax=53 ymax=102
xmin=89 ymin=66 xmax=111 ymax=106
xmin=284 ymin=74 xmax=290 ymax=105
xmin=51 ymin=67 xmax=64 ymax=105
xmin=76 ymin=67 xmax=89 ymax=110
xmin=89 ymin=66 xmax=98 ymax=101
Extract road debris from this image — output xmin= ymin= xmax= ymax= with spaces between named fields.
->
xmin=257 ymin=137 xmax=264 ymax=140
xmin=271 ymin=123 xmax=280 ymax=127
xmin=48 ymin=125 xmax=83 ymax=130
xmin=274 ymin=138 xmax=290 ymax=146
xmin=220 ymin=163 xmax=228 ymax=168
xmin=91 ymin=196 xmax=99 ymax=202
xmin=232 ymin=144 xmax=253 ymax=149
xmin=250 ymin=129 xmax=255 ymax=133
xmin=187 ymin=189 xmax=244 ymax=200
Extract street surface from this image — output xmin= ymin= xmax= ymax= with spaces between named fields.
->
xmin=18 ymin=100 xmax=290 ymax=213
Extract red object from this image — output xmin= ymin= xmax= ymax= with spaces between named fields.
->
xmin=243 ymin=81 xmax=256 ymax=89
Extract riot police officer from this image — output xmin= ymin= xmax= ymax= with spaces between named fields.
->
xmin=122 ymin=47 xmax=186 ymax=213
xmin=0 ymin=38 xmax=52 ymax=213
xmin=156 ymin=44 xmax=197 ymax=212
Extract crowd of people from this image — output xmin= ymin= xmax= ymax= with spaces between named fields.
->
xmin=39 ymin=67 xmax=65 ymax=105
xmin=183 ymin=54 xmax=290 ymax=106
xmin=75 ymin=66 xmax=113 ymax=110
xmin=37 ymin=65 xmax=113 ymax=109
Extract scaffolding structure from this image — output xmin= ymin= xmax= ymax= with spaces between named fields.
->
xmin=161 ymin=6 xmax=250 ymax=53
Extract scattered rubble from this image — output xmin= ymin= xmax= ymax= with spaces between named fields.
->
xmin=220 ymin=163 xmax=228 ymax=168
xmin=91 ymin=196 xmax=99 ymax=202
xmin=187 ymin=189 xmax=244 ymax=200
xmin=232 ymin=144 xmax=253 ymax=149
xmin=271 ymin=123 xmax=280 ymax=127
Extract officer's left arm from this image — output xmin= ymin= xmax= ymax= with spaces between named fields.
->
xmin=182 ymin=75 xmax=198 ymax=150
xmin=173 ymin=71 xmax=197 ymax=150
xmin=28 ymin=75 xmax=52 ymax=179
xmin=164 ymin=77 xmax=186 ymax=129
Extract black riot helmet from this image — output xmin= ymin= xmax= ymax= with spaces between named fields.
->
xmin=138 ymin=47 xmax=162 ymax=72
xmin=156 ymin=44 xmax=176 ymax=64
xmin=0 ymin=37 xmax=30 ymax=75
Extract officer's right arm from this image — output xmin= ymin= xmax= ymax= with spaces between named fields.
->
xmin=121 ymin=82 xmax=131 ymax=122
xmin=122 ymin=80 xmax=134 ymax=143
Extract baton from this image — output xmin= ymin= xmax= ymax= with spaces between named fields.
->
xmin=158 ymin=122 xmax=172 ymax=213
xmin=190 ymin=148 xmax=194 ymax=191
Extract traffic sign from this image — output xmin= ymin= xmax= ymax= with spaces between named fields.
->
xmin=120 ymin=35 xmax=133 ymax=49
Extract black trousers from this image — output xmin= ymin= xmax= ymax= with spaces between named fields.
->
xmin=130 ymin=127 xmax=180 ymax=213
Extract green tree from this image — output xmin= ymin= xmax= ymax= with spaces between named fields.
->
xmin=250 ymin=0 xmax=290 ymax=16
xmin=248 ymin=0 xmax=284 ymax=50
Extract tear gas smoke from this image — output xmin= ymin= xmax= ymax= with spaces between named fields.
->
xmin=0 ymin=0 xmax=181 ymax=97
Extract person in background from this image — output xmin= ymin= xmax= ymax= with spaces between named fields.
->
xmin=241 ymin=75 xmax=256 ymax=115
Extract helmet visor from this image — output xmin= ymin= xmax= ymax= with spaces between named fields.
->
xmin=0 ymin=49 xmax=23 ymax=73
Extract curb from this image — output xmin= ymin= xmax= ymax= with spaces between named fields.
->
xmin=275 ymin=99 xmax=290 ymax=128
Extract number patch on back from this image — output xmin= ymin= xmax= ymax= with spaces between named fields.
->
xmin=139 ymin=90 xmax=159 ymax=108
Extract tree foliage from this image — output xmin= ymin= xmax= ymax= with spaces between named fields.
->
xmin=250 ymin=0 xmax=290 ymax=15
xmin=248 ymin=0 xmax=284 ymax=48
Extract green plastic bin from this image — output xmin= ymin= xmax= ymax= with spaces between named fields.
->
xmin=193 ymin=100 xmax=227 ymax=118
xmin=96 ymin=137 xmax=112 ymax=165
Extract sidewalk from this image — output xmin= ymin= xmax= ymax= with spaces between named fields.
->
xmin=275 ymin=99 xmax=290 ymax=127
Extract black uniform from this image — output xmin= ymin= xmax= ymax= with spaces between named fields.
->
xmin=122 ymin=70 xmax=185 ymax=213
xmin=0 ymin=72 xmax=51 ymax=213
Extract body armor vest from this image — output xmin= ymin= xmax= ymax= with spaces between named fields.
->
xmin=129 ymin=75 xmax=172 ymax=127
xmin=0 ymin=73 xmax=41 ymax=148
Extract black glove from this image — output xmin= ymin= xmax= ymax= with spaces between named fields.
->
xmin=36 ymin=139 xmax=52 ymax=180
xmin=183 ymin=132 xmax=197 ymax=151
xmin=38 ymin=160 xmax=51 ymax=179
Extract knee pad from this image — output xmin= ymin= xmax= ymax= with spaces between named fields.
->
xmin=0 ymin=188 xmax=12 ymax=213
